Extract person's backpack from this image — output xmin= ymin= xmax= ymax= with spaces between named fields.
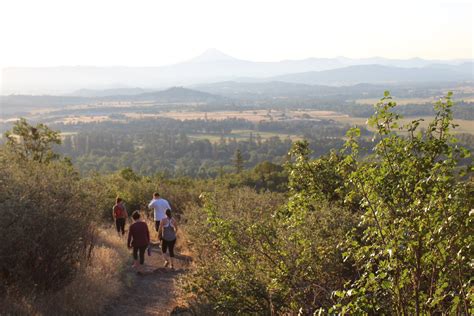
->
xmin=113 ymin=204 xmax=125 ymax=218
xmin=162 ymin=218 xmax=176 ymax=241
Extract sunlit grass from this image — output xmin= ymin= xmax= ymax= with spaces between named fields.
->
xmin=333 ymin=116 xmax=474 ymax=135
xmin=0 ymin=227 xmax=130 ymax=315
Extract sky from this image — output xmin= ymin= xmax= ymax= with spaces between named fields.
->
xmin=0 ymin=0 xmax=472 ymax=69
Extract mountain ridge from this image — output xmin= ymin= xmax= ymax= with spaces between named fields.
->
xmin=269 ymin=63 xmax=473 ymax=86
xmin=2 ymin=49 xmax=473 ymax=94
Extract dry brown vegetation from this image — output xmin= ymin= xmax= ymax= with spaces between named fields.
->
xmin=136 ymin=109 xmax=344 ymax=122
xmin=0 ymin=228 xmax=129 ymax=315
xmin=332 ymin=116 xmax=474 ymax=134
xmin=49 ymin=108 xmax=345 ymax=125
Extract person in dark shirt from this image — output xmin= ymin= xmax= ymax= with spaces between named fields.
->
xmin=127 ymin=211 xmax=150 ymax=272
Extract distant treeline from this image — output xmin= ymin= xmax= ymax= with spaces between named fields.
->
xmin=53 ymin=118 xmax=371 ymax=176
xmin=2 ymin=114 xmax=472 ymax=177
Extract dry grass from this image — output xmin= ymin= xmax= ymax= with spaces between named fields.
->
xmin=0 ymin=227 xmax=130 ymax=316
xmin=288 ymin=109 xmax=347 ymax=118
xmin=61 ymin=115 xmax=113 ymax=124
xmin=356 ymin=96 xmax=474 ymax=106
xmin=127 ymin=109 xmax=274 ymax=122
xmin=126 ymin=109 xmax=344 ymax=122
xmin=333 ymin=116 xmax=474 ymax=135
xmin=355 ymin=97 xmax=439 ymax=105
xmin=47 ymin=109 xmax=344 ymax=124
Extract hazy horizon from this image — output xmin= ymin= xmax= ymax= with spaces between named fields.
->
xmin=1 ymin=0 xmax=472 ymax=94
xmin=2 ymin=48 xmax=473 ymax=70
xmin=0 ymin=0 xmax=472 ymax=69
xmin=2 ymin=50 xmax=473 ymax=95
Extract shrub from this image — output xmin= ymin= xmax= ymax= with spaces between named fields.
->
xmin=182 ymin=180 xmax=356 ymax=314
xmin=0 ymin=150 xmax=97 ymax=293
xmin=333 ymin=92 xmax=473 ymax=314
xmin=182 ymin=187 xmax=286 ymax=314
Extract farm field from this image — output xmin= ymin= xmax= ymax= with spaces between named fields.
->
xmin=124 ymin=109 xmax=345 ymax=122
xmin=332 ymin=116 xmax=474 ymax=134
xmin=188 ymin=129 xmax=302 ymax=143
xmin=356 ymin=97 xmax=474 ymax=105
xmin=355 ymin=97 xmax=439 ymax=105
xmin=36 ymin=108 xmax=347 ymax=125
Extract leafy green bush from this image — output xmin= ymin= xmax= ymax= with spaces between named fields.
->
xmin=182 ymin=187 xmax=286 ymax=314
xmin=333 ymin=92 xmax=473 ymax=314
xmin=182 ymin=165 xmax=356 ymax=313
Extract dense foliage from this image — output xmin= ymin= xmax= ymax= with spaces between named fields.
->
xmin=182 ymin=144 xmax=358 ymax=314
xmin=334 ymin=92 xmax=473 ymax=314
xmin=183 ymin=92 xmax=473 ymax=314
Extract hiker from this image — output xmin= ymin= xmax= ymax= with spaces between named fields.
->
xmin=148 ymin=192 xmax=171 ymax=242
xmin=127 ymin=211 xmax=150 ymax=272
xmin=112 ymin=197 xmax=128 ymax=237
xmin=158 ymin=209 xmax=177 ymax=269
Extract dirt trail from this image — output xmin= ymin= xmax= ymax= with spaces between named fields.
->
xmin=105 ymin=242 xmax=192 ymax=316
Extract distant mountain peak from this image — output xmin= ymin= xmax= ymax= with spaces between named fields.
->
xmin=189 ymin=48 xmax=238 ymax=63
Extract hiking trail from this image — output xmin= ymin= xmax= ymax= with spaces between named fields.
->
xmin=105 ymin=241 xmax=192 ymax=316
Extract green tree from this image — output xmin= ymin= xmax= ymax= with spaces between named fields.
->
xmin=334 ymin=92 xmax=473 ymax=315
xmin=5 ymin=118 xmax=61 ymax=163
xmin=119 ymin=167 xmax=140 ymax=181
xmin=234 ymin=148 xmax=244 ymax=174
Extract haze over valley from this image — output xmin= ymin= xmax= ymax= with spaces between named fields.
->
xmin=1 ymin=51 xmax=473 ymax=176
xmin=2 ymin=48 xmax=473 ymax=94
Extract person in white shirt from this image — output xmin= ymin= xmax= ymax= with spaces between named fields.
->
xmin=148 ymin=192 xmax=171 ymax=241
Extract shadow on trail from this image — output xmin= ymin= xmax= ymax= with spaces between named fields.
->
xmin=105 ymin=244 xmax=191 ymax=316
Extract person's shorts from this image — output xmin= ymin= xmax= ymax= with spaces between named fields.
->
xmin=155 ymin=220 xmax=160 ymax=232
xmin=162 ymin=239 xmax=176 ymax=257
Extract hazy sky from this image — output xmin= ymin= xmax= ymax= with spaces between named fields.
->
xmin=0 ymin=0 xmax=472 ymax=68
